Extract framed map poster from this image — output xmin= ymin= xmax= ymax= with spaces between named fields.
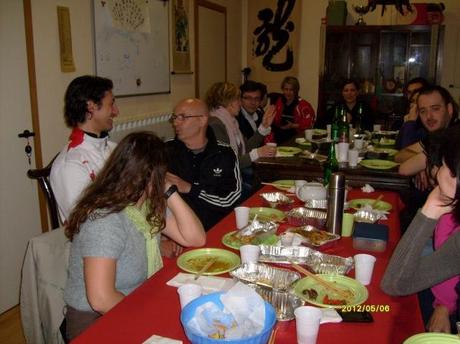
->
xmin=93 ymin=0 xmax=170 ymax=96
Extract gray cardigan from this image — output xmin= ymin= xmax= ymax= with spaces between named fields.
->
xmin=208 ymin=116 xmax=264 ymax=169
xmin=381 ymin=210 xmax=460 ymax=295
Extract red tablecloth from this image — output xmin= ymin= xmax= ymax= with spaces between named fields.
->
xmin=73 ymin=187 xmax=424 ymax=344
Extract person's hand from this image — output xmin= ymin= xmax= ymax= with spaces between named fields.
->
xmin=422 ymin=186 xmax=453 ymax=220
xmin=414 ymin=170 xmax=429 ymax=191
xmin=160 ymin=237 xmax=184 ymax=258
xmin=257 ymin=144 xmax=276 ymax=158
xmin=404 ymin=103 xmax=418 ymax=122
xmin=166 ymin=172 xmax=191 ymax=193
xmin=427 ymin=305 xmax=451 ymax=333
xmin=261 ymin=105 xmax=276 ymax=128
xmin=280 ymin=121 xmax=297 ymax=130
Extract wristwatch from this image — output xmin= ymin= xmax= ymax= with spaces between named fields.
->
xmin=164 ymin=184 xmax=178 ymax=199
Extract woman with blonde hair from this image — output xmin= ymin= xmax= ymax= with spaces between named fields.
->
xmin=205 ymin=81 xmax=276 ymax=197
xmin=64 ymin=131 xmax=205 ymax=339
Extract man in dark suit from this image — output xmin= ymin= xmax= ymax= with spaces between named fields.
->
xmin=237 ymin=81 xmax=266 ymax=139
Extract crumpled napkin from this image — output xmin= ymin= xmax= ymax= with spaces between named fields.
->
xmin=320 ymin=308 xmax=343 ymax=324
xmin=358 ymin=205 xmax=389 ymax=221
xmin=142 ymin=335 xmax=182 ymax=344
xmin=187 ymin=282 xmax=265 ymax=339
xmin=361 ymin=184 xmax=375 ymax=193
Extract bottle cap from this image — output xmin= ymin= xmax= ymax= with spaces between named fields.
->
xmin=329 ymin=172 xmax=345 ymax=189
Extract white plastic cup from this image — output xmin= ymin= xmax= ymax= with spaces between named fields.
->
xmin=294 ymin=306 xmax=322 ymax=344
xmin=240 ymin=244 xmax=260 ymax=264
xmin=354 ymin=138 xmax=364 ymax=150
xmin=235 ymin=206 xmax=250 ymax=229
xmin=337 ymin=142 xmax=349 ymax=163
xmin=348 ymin=149 xmax=359 ymax=167
xmin=305 ymin=129 xmax=314 ymax=141
xmin=267 ymin=142 xmax=277 ymax=148
xmin=373 ymin=124 xmax=382 ymax=132
xmin=177 ymin=283 xmax=202 ymax=309
xmin=354 ymin=254 xmax=377 ymax=285
xmin=326 ymin=124 xmax=331 ymax=139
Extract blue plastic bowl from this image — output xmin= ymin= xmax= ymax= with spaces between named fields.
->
xmin=180 ymin=292 xmax=276 ymax=344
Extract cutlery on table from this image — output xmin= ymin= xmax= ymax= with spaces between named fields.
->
xmin=370 ymin=194 xmax=384 ymax=209
xmin=194 ymin=257 xmax=217 ymax=280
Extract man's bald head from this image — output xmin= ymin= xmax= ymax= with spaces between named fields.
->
xmin=172 ymin=98 xmax=209 ymax=148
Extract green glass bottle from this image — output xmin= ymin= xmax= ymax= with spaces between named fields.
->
xmin=323 ymin=141 xmax=339 ymax=186
xmin=356 ymin=103 xmax=363 ymax=134
xmin=338 ymin=105 xmax=349 ymax=143
xmin=331 ymin=106 xmax=340 ymax=142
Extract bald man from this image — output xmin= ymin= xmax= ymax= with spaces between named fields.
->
xmin=165 ymin=99 xmax=242 ymax=230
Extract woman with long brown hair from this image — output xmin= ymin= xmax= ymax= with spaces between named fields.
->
xmin=64 ymin=131 xmax=205 ymax=339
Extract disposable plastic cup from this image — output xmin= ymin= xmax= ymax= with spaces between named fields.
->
xmin=348 ymin=149 xmax=359 ymax=167
xmin=240 ymin=244 xmax=260 ymax=264
xmin=326 ymin=124 xmax=331 ymax=139
xmin=305 ymin=129 xmax=314 ymax=141
xmin=373 ymin=124 xmax=382 ymax=132
xmin=354 ymin=138 xmax=364 ymax=150
xmin=177 ymin=283 xmax=202 ymax=309
xmin=337 ymin=142 xmax=349 ymax=163
xmin=267 ymin=142 xmax=277 ymax=147
xmin=294 ymin=306 xmax=322 ymax=344
xmin=341 ymin=213 xmax=354 ymax=237
xmin=354 ymin=254 xmax=377 ymax=285
xmin=235 ymin=206 xmax=250 ymax=229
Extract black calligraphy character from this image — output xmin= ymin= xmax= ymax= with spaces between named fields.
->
xmin=253 ymin=0 xmax=295 ymax=72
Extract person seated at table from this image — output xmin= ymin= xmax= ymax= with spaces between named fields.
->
xmin=395 ymin=77 xmax=430 ymax=149
xmin=316 ymin=79 xmax=374 ymax=132
xmin=270 ymin=76 xmax=315 ymax=144
xmin=50 ymin=75 xmax=184 ymax=258
xmin=165 ymin=98 xmax=242 ymax=230
xmin=237 ymin=80 xmax=266 ymax=140
xmin=205 ymin=82 xmax=276 ymax=199
xmin=382 ymin=125 xmax=460 ymax=333
xmin=64 ymin=132 xmax=205 ymax=340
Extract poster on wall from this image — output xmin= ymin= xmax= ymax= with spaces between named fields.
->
xmin=247 ymin=0 xmax=301 ymax=93
xmin=172 ymin=0 xmax=191 ymax=73
xmin=93 ymin=0 xmax=170 ymax=96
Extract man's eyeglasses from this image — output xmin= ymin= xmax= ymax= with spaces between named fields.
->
xmin=169 ymin=114 xmax=204 ymax=122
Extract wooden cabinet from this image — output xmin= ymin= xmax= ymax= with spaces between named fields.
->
xmin=317 ymin=25 xmax=444 ymax=126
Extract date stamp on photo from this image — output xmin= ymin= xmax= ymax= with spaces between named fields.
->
xmin=341 ymin=304 xmax=391 ymax=313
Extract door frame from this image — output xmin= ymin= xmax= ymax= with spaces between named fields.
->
xmin=194 ymin=0 xmax=227 ymax=97
xmin=23 ymin=0 xmax=48 ymax=231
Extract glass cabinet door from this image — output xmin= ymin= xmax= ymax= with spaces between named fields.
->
xmin=407 ymin=31 xmax=431 ymax=81
xmin=379 ymin=31 xmax=408 ymax=94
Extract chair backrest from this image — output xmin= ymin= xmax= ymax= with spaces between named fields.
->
xmin=27 ymin=156 xmax=60 ymax=229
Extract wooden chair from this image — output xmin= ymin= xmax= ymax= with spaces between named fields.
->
xmin=27 ymin=156 xmax=60 ymax=229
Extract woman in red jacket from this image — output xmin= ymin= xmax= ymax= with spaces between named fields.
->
xmin=271 ymin=76 xmax=316 ymax=143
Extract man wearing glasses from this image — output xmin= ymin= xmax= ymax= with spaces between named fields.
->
xmin=237 ymin=81 xmax=267 ymax=139
xmin=165 ymin=99 xmax=242 ymax=230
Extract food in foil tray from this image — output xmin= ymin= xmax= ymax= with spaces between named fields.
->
xmin=304 ymin=199 xmax=328 ymax=210
xmin=286 ymin=207 xmax=327 ymax=227
xmin=258 ymin=245 xmax=353 ymax=275
xmin=353 ymin=209 xmax=381 ymax=223
xmin=287 ymin=225 xmax=340 ymax=247
xmin=222 ymin=220 xmax=279 ymax=249
xmin=259 ymin=192 xmax=294 ymax=208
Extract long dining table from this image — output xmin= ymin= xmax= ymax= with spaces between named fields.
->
xmin=72 ymin=186 xmax=424 ymax=344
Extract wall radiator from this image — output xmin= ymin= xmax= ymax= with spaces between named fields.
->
xmin=110 ymin=113 xmax=174 ymax=142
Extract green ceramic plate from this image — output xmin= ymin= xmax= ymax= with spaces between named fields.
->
xmin=372 ymin=138 xmax=396 ymax=146
xmin=277 ymin=146 xmax=302 ymax=157
xmin=222 ymin=231 xmax=279 ymax=250
xmin=372 ymin=147 xmax=398 ymax=156
xmin=295 ymin=138 xmax=312 ymax=146
xmin=177 ymin=248 xmax=240 ymax=275
xmin=249 ymin=207 xmax=286 ymax=222
xmin=360 ymin=159 xmax=399 ymax=170
xmin=348 ymin=198 xmax=393 ymax=211
xmin=293 ymin=274 xmax=368 ymax=309
xmin=272 ymin=180 xmax=295 ymax=191
xmin=404 ymin=333 xmax=460 ymax=344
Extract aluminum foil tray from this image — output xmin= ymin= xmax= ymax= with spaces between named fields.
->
xmin=354 ymin=209 xmax=381 ymax=223
xmin=252 ymin=285 xmax=304 ymax=321
xmin=304 ymin=199 xmax=328 ymax=210
xmin=286 ymin=225 xmax=340 ymax=247
xmin=230 ymin=263 xmax=300 ymax=291
xmin=258 ymin=245 xmax=354 ymax=275
xmin=259 ymin=192 xmax=293 ymax=208
xmin=286 ymin=207 xmax=327 ymax=228
xmin=237 ymin=219 xmax=278 ymax=237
